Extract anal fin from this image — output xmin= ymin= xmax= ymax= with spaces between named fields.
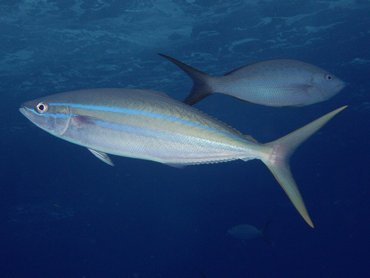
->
xmin=164 ymin=163 xmax=186 ymax=169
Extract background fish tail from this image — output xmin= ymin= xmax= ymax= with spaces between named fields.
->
xmin=158 ymin=53 xmax=214 ymax=105
xmin=261 ymin=106 xmax=347 ymax=228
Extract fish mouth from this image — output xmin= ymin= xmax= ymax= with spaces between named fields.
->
xmin=19 ymin=106 xmax=39 ymax=124
xmin=19 ymin=106 xmax=28 ymax=117
xmin=19 ymin=105 xmax=49 ymax=133
xmin=19 ymin=106 xmax=33 ymax=119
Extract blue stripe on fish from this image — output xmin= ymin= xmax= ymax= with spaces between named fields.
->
xmin=24 ymin=107 xmax=70 ymax=119
xmin=87 ymin=117 xmax=234 ymax=147
xmin=49 ymin=102 xmax=246 ymax=143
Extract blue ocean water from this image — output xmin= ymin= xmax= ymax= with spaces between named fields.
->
xmin=1 ymin=1 xmax=370 ymax=277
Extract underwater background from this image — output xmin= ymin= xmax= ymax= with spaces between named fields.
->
xmin=1 ymin=0 xmax=370 ymax=277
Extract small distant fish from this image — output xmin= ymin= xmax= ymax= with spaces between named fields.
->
xmin=19 ymin=88 xmax=347 ymax=227
xmin=228 ymin=222 xmax=271 ymax=244
xmin=159 ymin=54 xmax=346 ymax=106
xmin=198 ymin=270 xmax=206 ymax=278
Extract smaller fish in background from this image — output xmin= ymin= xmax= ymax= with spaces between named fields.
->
xmin=228 ymin=222 xmax=272 ymax=245
xmin=159 ymin=54 xmax=346 ymax=107
xmin=198 ymin=270 xmax=207 ymax=278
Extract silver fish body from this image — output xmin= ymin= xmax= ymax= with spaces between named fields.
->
xmin=20 ymin=88 xmax=347 ymax=227
xmin=159 ymin=54 xmax=346 ymax=106
xmin=20 ymin=89 xmax=262 ymax=165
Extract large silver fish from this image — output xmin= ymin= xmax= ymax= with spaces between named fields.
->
xmin=159 ymin=54 xmax=346 ymax=106
xmin=19 ymin=88 xmax=346 ymax=227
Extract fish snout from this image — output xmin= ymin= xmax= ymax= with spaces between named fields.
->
xmin=19 ymin=105 xmax=34 ymax=120
xmin=19 ymin=106 xmax=26 ymax=116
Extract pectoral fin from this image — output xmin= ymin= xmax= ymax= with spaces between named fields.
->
xmin=88 ymin=148 xmax=114 ymax=166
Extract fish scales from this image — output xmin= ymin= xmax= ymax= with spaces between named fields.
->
xmin=40 ymin=89 xmax=258 ymax=165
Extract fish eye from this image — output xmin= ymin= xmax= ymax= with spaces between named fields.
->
xmin=325 ymin=74 xmax=333 ymax=80
xmin=36 ymin=102 xmax=48 ymax=113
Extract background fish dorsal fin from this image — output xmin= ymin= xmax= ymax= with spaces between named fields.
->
xmin=223 ymin=64 xmax=248 ymax=76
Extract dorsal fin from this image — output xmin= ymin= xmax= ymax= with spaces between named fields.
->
xmin=243 ymin=134 xmax=258 ymax=143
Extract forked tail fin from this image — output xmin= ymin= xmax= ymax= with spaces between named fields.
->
xmin=158 ymin=53 xmax=213 ymax=105
xmin=261 ymin=106 xmax=347 ymax=227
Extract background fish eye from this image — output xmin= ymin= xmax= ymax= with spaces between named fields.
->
xmin=325 ymin=74 xmax=333 ymax=80
xmin=36 ymin=102 xmax=48 ymax=113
